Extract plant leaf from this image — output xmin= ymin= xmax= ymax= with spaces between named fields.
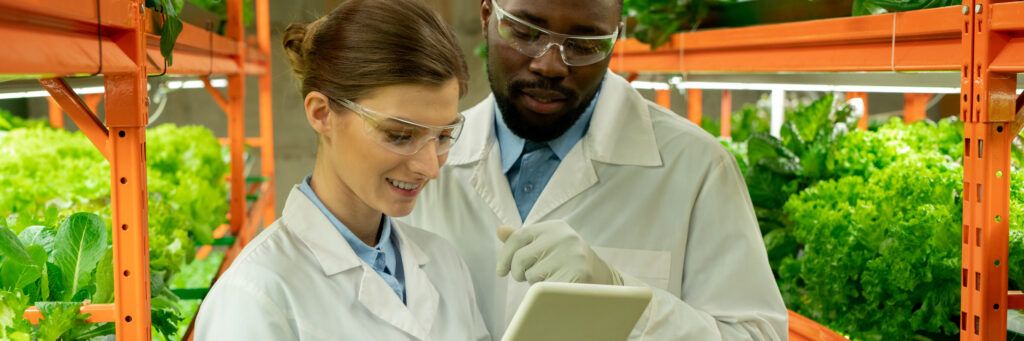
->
xmin=36 ymin=301 xmax=88 ymax=341
xmin=0 ymin=226 xmax=32 ymax=264
xmin=159 ymin=0 xmax=183 ymax=66
xmin=92 ymin=247 xmax=113 ymax=304
xmin=0 ymin=245 xmax=45 ymax=290
xmin=18 ymin=225 xmax=55 ymax=253
xmin=52 ymin=213 xmax=107 ymax=301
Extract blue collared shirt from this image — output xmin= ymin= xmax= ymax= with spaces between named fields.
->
xmin=495 ymin=89 xmax=601 ymax=220
xmin=298 ymin=176 xmax=406 ymax=303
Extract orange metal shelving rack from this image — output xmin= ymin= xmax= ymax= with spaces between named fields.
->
xmin=611 ymin=2 xmax=1024 ymax=340
xmin=0 ymin=0 xmax=276 ymax=339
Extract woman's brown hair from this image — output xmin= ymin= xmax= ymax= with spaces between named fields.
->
xmin=282 ymin=0 xmax=468 ymax=103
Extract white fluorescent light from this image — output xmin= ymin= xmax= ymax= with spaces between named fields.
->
xmin=668 ymin=81 xmax=963 ymax=94
xmin=630 ymin=81 xmax=671 ymax=90
xmin=0 ymin=86 xmax=106 ymax=100
xmin=0 ymin=79 xmax=227 ymax=100
xmin=769 ymin=89 xmax=785 ymax=138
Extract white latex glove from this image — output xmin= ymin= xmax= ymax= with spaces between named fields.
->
xmin=496 ymin=220 xmax=623 ymax=285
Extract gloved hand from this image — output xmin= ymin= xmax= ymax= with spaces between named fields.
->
xmin=496 ymin=220 xmax=623 ymax=285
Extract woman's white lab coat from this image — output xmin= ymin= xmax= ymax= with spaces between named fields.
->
xmin=401 ymin=71 xmax=788 ymax=340
xmin=195 ymin=187 xmax=491 ymax=340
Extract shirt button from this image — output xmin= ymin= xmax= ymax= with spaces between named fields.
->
xmin=524 ymin=184 xmax=534 ymax=192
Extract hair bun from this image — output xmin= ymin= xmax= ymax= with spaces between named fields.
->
xmin=284 ymin=22 xmax=311 ymax=80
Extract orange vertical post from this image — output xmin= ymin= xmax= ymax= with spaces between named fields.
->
xmin=961 ymin=0 xmax=1017 ymax=339
xmin=687 ymin=89 xmax=702 ymax=125
xmin=720 ymin=90 xmax=732 ymax=138
xmin=656 ymin=88 xmax=671 ymax=109
xmin=847 ymin=92 xmax=869 ymax=130
xmin=105 ymin=1 xmax=152 ymax=339
xmin=904 ymin=93 xmax=931 ymax=122
xmin=47 ymin=97 xmax=64 ymax=129
xmin=226 ymin=0 xmax=246 ymax=234
xmin=257 ymin=0 xmax=276 ymax=226
xmin=83 ymin=94 xmax=103 ymax=113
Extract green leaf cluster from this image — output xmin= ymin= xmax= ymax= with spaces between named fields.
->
xmin=0 ymin=123 xmax=228 ymax=339
xmin=773 ymin=118 xmax=1024 ymax=339
xmin=0 ymin=213 xmax=112 ymax=340
xmin=852 ymin=0 xmax=959 ymax=16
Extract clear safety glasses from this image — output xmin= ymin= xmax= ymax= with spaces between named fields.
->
xmin=333 ymin=98 xmax=465 ymax=156
xmin=492 ymin=0 xmax=620 ymax=66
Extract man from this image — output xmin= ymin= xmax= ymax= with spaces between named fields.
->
xmin=401 ymin=0 xmax=788 ymax=339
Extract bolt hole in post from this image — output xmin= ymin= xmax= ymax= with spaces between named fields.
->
xmin=119 ymin=177 xmax=126 ymax=184
xmin=118 ymin=130 xmax=126 ymax=138
xmin=125 ymin=315 xmax=132 ymax=323
xmin=121 ymin=224 xmax=127 ymax=231
xmin=123 ymin=270 xmax=130 ymax=277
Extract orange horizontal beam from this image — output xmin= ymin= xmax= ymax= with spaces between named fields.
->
xmin=0 ymin=21 xmax=135 ymax=75
xmin=23 ymin=304 xmax=115 ymax=324
xmin=611 ymin=6 xmax=962 ymax=73
xmin=0 ymin=0 xmax=132 ymax=31
xmin=991 ymin=2 xmax=1024 ymax=32
xmin=787 ymin=310 xmax=847 ymax=341
xmin=0 ymin=0 xmax=267 ymax=77
xmin=1009 ymin=291 xmax=1024 ymax=310
xmin=692 ymin=6 xmax=956 ymax=51
xmin=990 ymin=37 xmax=1024 ymax=73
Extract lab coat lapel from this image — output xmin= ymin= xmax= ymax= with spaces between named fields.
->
xmin=357 ymin=267 xmax=427 ymax=340
xmin=451 ymin=96 xmax=523 ymax=228
xmin=285 ymin=187 xmax=430 ymax=339
xmin=523 ymin=144 xmax=597 ymax=224
xmin=354 ymin=222 xmax=440 ymax=340
xmin=525 ymin=72 xmax=662 ymax=224
xmin=394 ymin=221 xmax=440 ymax=337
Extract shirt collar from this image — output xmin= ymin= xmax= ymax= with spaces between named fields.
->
xmin=494 ymin=85 xmax=602 ymax=173
xmin=297 ymin=175 xmax=398 ymax=268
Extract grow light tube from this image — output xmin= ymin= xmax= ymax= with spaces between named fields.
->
xmin=0 ymin=79 xmax=228 ymax=100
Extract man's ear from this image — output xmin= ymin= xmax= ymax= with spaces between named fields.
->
xmin=480 ymin=0 xmax=492 ymax=36
xmin=304 ymin=91 xmax=333 ymax=138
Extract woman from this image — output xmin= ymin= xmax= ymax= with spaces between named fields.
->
xmin=195 ymin=0 xmax=489 ymax=339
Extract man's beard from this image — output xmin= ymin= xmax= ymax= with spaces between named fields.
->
xmin=489 ymin=72 xmax=596 ymax=143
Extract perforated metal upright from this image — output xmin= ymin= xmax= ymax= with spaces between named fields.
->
xmin=959 ymin=1 xmax=1023 ymax=339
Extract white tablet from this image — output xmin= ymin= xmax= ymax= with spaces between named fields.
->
xmin=502 ymin=282 xmax=653 ymax=341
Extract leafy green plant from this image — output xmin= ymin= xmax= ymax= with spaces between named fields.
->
xmin=146 ymin=0 xmax=184 ymax=66
xmin=700 ymin=102 xmax=772 ymax=142
xmin=623 ymin=0 xmax=711 ymax=49
xmin=0 ymin=212 xmax=112 ymax=340
xmin=187 ymin=0 xmax=256 ymax=30
xmin=0 ymin=123 xmax=228 ymax=339
xmin=852 ymin=0 xmax=958 ymax=16
xmin=0 ymin=108 xmax=45 ymax=132
xmin=773 ymin=118 xmax=1024 ymax=339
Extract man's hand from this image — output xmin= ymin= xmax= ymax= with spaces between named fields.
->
xmin=496 ymin=220 xmax=623 ymax=285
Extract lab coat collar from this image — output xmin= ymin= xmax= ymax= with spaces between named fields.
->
xmin=283 ymin=187 xmax=437 ymax=339
xmin=282 ymin=188 xmax=431 ymax=275
xmin=446 ymin=70 xmax=662 ymax=168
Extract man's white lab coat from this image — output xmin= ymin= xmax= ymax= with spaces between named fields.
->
xmin=401 ymin=71 xmax=788 ymax=340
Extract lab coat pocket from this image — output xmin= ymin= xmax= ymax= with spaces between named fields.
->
xmin=593 ymin=247 xmax=671 ymax=290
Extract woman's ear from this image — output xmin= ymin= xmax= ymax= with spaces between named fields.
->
xmin=305 ymin=91 xmax=333 ymax=137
